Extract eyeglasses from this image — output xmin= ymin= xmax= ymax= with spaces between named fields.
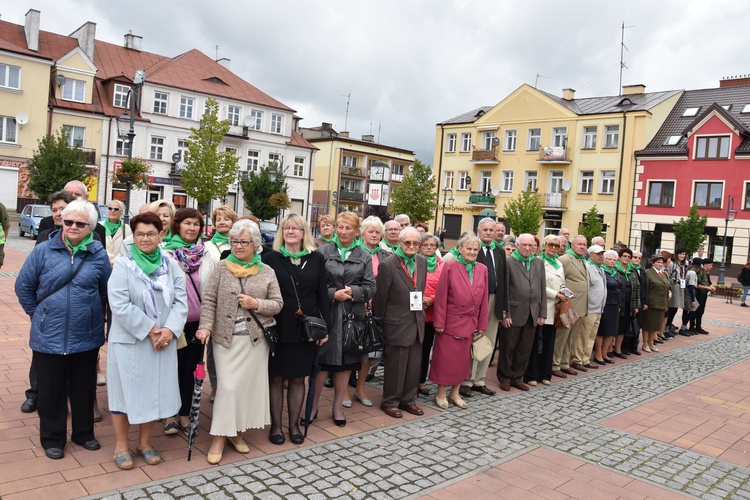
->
xmin=134 ymin=232 xmax=160 ymax=240
xmin=284 ymin=227 xmax=303 ymax=232
xmin=547 ymin=243 xmax=560 ymax=248
xmin=401 ymin=241 xmax=420 ymax=247
xmin=230 ymin=240 xmax=252 ymax=247
xmin=63 ymin=220 xmax=89 ymax=229
xmin=421 ymin=243 xmax=438 ymax=248
xmin=107 ymin=207 xmax=121 ymax=212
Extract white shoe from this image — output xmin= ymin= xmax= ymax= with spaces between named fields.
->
xmin=642 ymin=346 xmax=651 ymax=352
xmin=650 ymin=346 xmax=660 ymax=352
xmin=96 ymin=373 xmax=106 ymax=386
xmin=342 ymin=400 xmax=352 ymax=408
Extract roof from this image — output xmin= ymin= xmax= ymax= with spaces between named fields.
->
xmin=438 ymin=106 xmax=493 ymax=125
xmin=636 ymin=85 xmax=750 ymax=156
xmin=287 ymin=130 xmax=318 ymax=151
xmin=538 ymin=89 xmax=682 ymax=115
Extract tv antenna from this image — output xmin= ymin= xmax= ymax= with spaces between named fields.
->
xmin=342 ymin=92 xmax=351 ymax=131
xmin=619 ymin=22 xmax=635 ymax=95
xmin=534 ymin=74 xmax=550 ymax=89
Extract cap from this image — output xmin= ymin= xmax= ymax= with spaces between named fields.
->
xmin=702 ymin=258 xmax=714 ymax=265
xmin=675 ymin=247 xmax=686 ymax=254
xmin=651 ymin=254 xmax=665 ymax=262
xmin=692 ymin=257 xmax=703 ymax=265
xmin=588 ymin=244 xmax=605 ymax=254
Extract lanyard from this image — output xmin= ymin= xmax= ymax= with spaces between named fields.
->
xmin=399 ymin=259 xmax=418 ymax=290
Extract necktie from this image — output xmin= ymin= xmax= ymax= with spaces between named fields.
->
xmin=485 ymin=247 xmax=497 ymax=294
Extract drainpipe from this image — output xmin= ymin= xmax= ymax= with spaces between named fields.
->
xmin=614 ymin=111 xmax=628 ymax=244
xmin=433 ymin=124 xmax=445 ymax=233
xmin=306 ymin=148 xmax=313 ymax=220
xmin=104 ymin=117 xmax=113 ymax=205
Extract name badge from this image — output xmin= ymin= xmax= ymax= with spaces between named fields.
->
xmin=679 ymin=279 xmax=686 ymax=289
xmin=410 ymin=291 xmax=423 ymax=311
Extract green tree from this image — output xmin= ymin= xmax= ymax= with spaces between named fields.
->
xmin=240 ymin=164 xmax=287 ymax=221
xmin=672 ymin=203 xmax=708 ymax=254
xmin=181 ymin=97 xmax=239 ymax=212
xmin=502 ymin=188 xmax=544 ymax=236
xmin=579 ymin=205 xmax=604 ymax=244
xmin=388 ymin=159 xmax=437 ymax=223
xmin=27 ymin=129 xmax=89 ymax=201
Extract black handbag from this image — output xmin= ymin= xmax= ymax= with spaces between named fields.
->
xmin=360 ymin=307 xmax=384 ymax=353
xmin=342 ymin=302 xmax=364 ymax=354
xmin=289 ymin=276 xmax=328 ymax=342
xmin=239 ymin=279 xmax=277 ymax=356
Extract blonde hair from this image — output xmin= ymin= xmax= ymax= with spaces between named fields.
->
xmin=318 ymin=214 xmax=334 ymax=227
xmin=274 ymin=213 xmax=316 ymax=253
xmin=212 ymin=205 xmax=238 ymax=226
xmin=148 ymin=199 xmax=176 ymax=218
xmin=336 ymin=211 xmax=360 ymax=231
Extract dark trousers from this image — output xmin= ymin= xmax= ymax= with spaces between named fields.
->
xmin=25 ymin=357 xmax=38 ymax=400
xmin=177 ymin=321 xmax=202 ymax=416
xmin=34 ymin=348 xmax=98 ymax=450
xmin=419 ymin=322 xmax=436 ymax=384
xmin=524 ymin=324 xmax=556 ymax=383
xmin=694 ymin=291 xmax=708 ymax=329
xmin=497 ymin=314 xmax=536 ymax=384
xmin=666 ymin=307 xmax=679 ymax=327
xmin=381 ymin=339 xmax=422 ymax=407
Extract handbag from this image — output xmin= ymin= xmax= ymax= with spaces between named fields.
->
xmin=342 ymin=301 xmax=364 ymax=354
xmin=360 ymin=306 xmax=384 ymax=353
xmin=239 ymin=279 xmax=277 ymax=356
xmin=471 ymin=332 xmax=493 ymax=362
xmin=554 ymin=298 xmax=579 ymax=329
xmin=289 ymin=276 xmax=327 ymax=342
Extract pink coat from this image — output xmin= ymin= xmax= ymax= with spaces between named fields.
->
xmin=433 ymin=260 xmax=489 ymax=338
xmin=424 ymin=257 xmax=444 ymax=323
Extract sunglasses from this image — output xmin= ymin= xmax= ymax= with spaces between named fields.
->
xmin=63 ymin=220 xmax=89 ymax=229
xmin=547 ymin=243 xmax=560 ymax=248
xmin=107 ymin=207 xmax=121 ymax=212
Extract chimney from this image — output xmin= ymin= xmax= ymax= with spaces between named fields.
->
xmin=361 ymin=134 xmax=374 ymax=142
xmin=24 ymin=9 xmax=40 ymax=52
xmin=216 ymin=58 xmax=231 ymax=70
xmin=622 ymin=84 xmax=646 ymax=95
xmin=720 ymin=75 xmax=750 ymax=88
xmin=339 ymin=131 xmax=350 ymax=138
xmin=124 ymin=30 xmax=142 ymax=51
xmin=562 ymin=88 xmax=575 ymax=100
xmin=69 ymin=21 xmax=97 ymax=61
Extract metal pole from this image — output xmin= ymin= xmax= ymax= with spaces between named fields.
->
xmin=718 ymin=213 xmax=729 ymax=285
xmin=124 ymin=93 xmax=135 ymax=225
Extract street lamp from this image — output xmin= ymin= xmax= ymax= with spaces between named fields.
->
xmin=718 ymin=194 xmax=736 ymax=285
xmin=267 ymin=165 xmax=283 ymax=224
xmin=115 ymin=70 xmax=146 ymax=225
xmin=441 ymin=188 xmax=454 ymax=232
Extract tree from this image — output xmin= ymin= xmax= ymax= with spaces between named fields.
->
xmin=181 ymin=97 xmax=239 ymax=212
xmin=672 ymin=203 xmax=708 ymax=254
xmin=27 ymin=129 xmax=89 ymax=201
xmin=579 ymin=205 xmax=604 ymax=244
xmin=388 ymin=159 xmax=437 ymax=223
xmin=240 ymin=164 xmax=287 ymax=221
xmin=502 ymin=188 xmax=544 ymax=236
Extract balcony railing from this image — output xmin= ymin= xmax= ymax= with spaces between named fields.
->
xmin=471 ymin=149 xmax=499 ymax=162
xmin=537 ymin=146 xmax=571 ymax=163
xmin=78 ymin=148 xmax=96 ymax=165
xmin=468 ymin=192 xmax=496 ymax=204
xmin=341 ymin=166 xmax=364 ymax=177
xmin=339 ymin=190 xmax=365 ymax=202
xmin=538 ymin=192 xmax=568 ymax=209
xmin=227 ymin=124 xmax=247 ymax=137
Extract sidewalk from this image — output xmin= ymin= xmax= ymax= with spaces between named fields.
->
xmin=2 ymin=243 xmax=750 ymax=499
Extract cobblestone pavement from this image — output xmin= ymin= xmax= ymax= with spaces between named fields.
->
xmin=86 ymin=319 xmax=750 ymax=500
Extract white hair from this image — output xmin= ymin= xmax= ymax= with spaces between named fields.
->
xmin=61 ymin=199 xmax=98 ymax=227
xmin=360 ymin=215 xmax=384 ymax=235
xmin=458 ymin=233 xmax=481 ymax=248
xmin=108 ymin=199 xmax=126 ymax=211
xmin=399 ymin=226 xmax=420 ymax=241
xmin=394 ymin=214 xmax=410 ymax=225
xmin=64 ymin=180 xmax=88 ymax=198
xmin=477 ymin=217 xmax=496 ymax=229
xmin=229 ymin=219 xmax=263 ymax=252
xmin=604 ymin=250 xmax=619 ymax=260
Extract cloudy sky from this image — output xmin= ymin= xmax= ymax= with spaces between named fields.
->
xmin=4 ymin=1 xmax=748 ymax=162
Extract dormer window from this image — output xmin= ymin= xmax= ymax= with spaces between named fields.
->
xmin=741 ymin=104 xmax=750 ymax=113
xmin=62 ymin=78 xmax=85 ymax=102
xmin=682 ymin=107 xmax=700 ymax=117
xmin=113 ymin=84 xmax=130 ymax=108
xmin=664 ymin=135 xmax=682 ymax=146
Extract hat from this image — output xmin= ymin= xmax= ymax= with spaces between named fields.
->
xmin=588 ymin=244 xmax=605 ymax=254
xmin=692 ymin=257 xmax=703 ymax=265
xmin=702 ymin=258 xmax=714 ymax=265
xmin=651 ymin=254 xmax=664 ymax=262
xmin=675 ymin=248 xmax=686 ymax=254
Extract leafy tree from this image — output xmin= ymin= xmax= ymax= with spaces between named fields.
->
xmin=502 ymin=188 xmax=544 ymax=236
xmin=579 ymin=205 xmax=604 ymax=244
xmin=27 ymin=129 xmax=89 ymax=201
xmin=388 ymin=159 xmax=437 ymax=223
xmin=181 ymin=97 xmax=239 ymax=211
xmin=240 ymin=164 xmax=287 ymax=221
xmin=672 ymin=203 xmax=708 ymax=254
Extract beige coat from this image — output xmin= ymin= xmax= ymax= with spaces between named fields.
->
xmin=106 ymin=224 xmax=132 ymax=266
xmin=543 ymin=259 xmax=566 ymax=326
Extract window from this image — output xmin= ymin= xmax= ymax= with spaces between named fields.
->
xmin=682 ymin=107 xmax=700 ymax=117
xmin=552 ymin=127 xmax=567 ymax=147
xmin=483 ymin=131 xmax=496 ymax=150
xmin=62 ymin=125 xmax=85 ymax=148
xmin=446 ymin=133 xmax=456 ymax=152
xmin=501 ymin=170 xmax=514 ymax=192
xmin=227 ymin=105 xmax=241 ymax=126
xmin=268 ymin=153 xmax=282 ymax=167
xmin=600 ymin=170 xmax=616 ymax=194
xmin=648 ymin=181 xmax=675 ymax=207
xmin=392 ymin=163 xmax=405 ymax=182
xmin=460 ymin=133 xmax=471 ymax=152
xmin=225 ymin=147 xmax=238 ymax=157
xmin=0 ymin=116 xmax=17 ymax=143
xmin=694 ymin=182 xmax=723 ymax=208
xmin=457 ymin=171 xmax=469 ymax=190
xmin=343 ymin=155 xmax=358 ymax=168
xmin=695 ymin=136 xmax=730 ymax=159
xmin=479 ymin=171 xmax=492 ymax=192
xmin=153 ymin=92 xmax=168 ymax=114
xmin=173 ymin=192 xmax=187 ymax=209
xmin=527 ymin=128 xmax=541 ymax=151
xmin=604 ymin=125 xmax=619 ymax=148
xmin=249 ymin=110 xmax=263 ymax=130
xmin=664 ymin=135 xmax=681 ymax=146
xmin=742 ymin=104 xmax=750 ymax=114
xmin=115 ymin=138 xmax=131 ymax=156
xmin=582 ymin=126 xmax=597 ymax=149
xmin=270 ymin=114 xmax=283 ymax=134
xmin=579 ymin=171 xmax=594 ymax=194
xmin=179 ymin=96 xmax=195 ymax=119
xmin=0 ymin=64 xmax=21 ymax=89
xmin=745 ymin=182 xmax=750 ymax=210
xmin=549 ymin=171 xmax=564 ymax=193
xmin=113 ymin=84 xmax=130 ymax=108
xmin=293 ymin=157 xmax=305 ymax=177
xmin=504 ymin=130 xmax=517 ymax=151
xmin=444 ymin=171 xmax=454 ymax=190
xmin=246 ymin=150 xmax=259 ymax=171
xmin=177 ymin=139 xmax=189 ymax=163
xmin=62 ymin=78 xmax=85 ymax=102
xmin=524 ymin=170 xmax=538 ymax=191
xmin=343 ymin=179 xmax=361 ymax=192
xmin=150 ymin=136 xmax=165 ymax=160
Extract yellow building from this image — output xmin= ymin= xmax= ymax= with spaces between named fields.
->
xmin=433 ymin=84 xmax=682 ymax=246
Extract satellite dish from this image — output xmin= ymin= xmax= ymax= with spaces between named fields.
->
xmin=15 ymin=112 xmax=29 ymax=125
xmin=55 ymin=74 xmax=66 ymax=87
xmin=491 ymin=185 xmax=499 ymax=196
xmin=242 ymin=115 xmax=255 ymax=128
xmin=492 ymin=137 xmax=500 ymax=147
xmin=561 ymin=178 xmax=572 ymax=192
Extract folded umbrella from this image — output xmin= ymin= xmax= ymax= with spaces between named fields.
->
xmin=303 ymin=348 xmax=321 ymax=437
xmin=186 ymin=344 xmax=206 ymax=461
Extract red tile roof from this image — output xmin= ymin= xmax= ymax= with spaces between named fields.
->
xmin=287 ymin=130 xmax=318 ymax=150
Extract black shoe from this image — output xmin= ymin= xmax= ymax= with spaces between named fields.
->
xmin=679 ymin=328 xmax=691 ymax=337
xmin=594 ymin=359 xmax=606 ymax=365
xmin=614 ymin=352 xmax=627 ymax=359
xmin=269 ymin=433 xmax=285 ymax=445
xmin=21 ymin=398 xmax=37 ymax=413
xmin=631 ymin=350 xmax=641 ymax=355
xmin=741 ymin=303 xmax=748 ymax=308
xmin=418 ymin=388 xmax=429 ymax=396
xmin=696 ymin=328 xmax=709 ymax=335
xmin=290 ymin=433 xmax=304 ymax=445
xmin=621 ymin=349 xmax=631 ymax=355
xmin=604 ymin=358 xmax=615 ymax=364
xmin=606 ymin=351 xmax=613 ymax=358
xmin=75 ymin=439 xmax=101 ymax=451
xmin=45 ymin=447 xmax=64 ymax=460
xmin=323 ymin=377 xmax=333 ymax=388
xmin=654 ymin=339 xmax=664 ymax=344
xmin=333 ymin=416 xmax=346 ymax=427
xmin=348 ymin=372 xmax=358 ymax=388
xmin=299 ymin=411 xmax=318 ymax=426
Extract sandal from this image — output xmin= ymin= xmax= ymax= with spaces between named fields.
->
xmin=114 ymin=450 xmax=134 ymax=470
xmin=136 ymin=446 xmax=161 ymax=465
xmin=448 ymin=396 xmax=469 ymax=409
xmin=435 ymin=397 xmax=449 ymax=409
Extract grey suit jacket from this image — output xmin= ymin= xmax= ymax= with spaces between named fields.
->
xmin=372 ymin=253 xmax=427 ymax=347
xmin=506 ymin=257 xmax=546 ymax=325
xmin=558 ymin=253 xmax=589 ymax=317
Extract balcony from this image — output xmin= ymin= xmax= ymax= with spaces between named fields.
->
xmin=78 ymin=148 xmax=96 ymax=165
xmin=339 ymin=190 xmax=365 ymax=202
xmin=227 ymin=125 xmax=248 ymax=137
xmin=471 ymin=149 xmax=499 ymax=163
xmin=468 ymin=192 xmax=496 ymax=205
xmin=341 ymin=166 xmax=364 ymax=177
xmin=538 ymin=192 xmax=568 ymax=209
xmin=537 ymin=146 xmax=571 ymax=164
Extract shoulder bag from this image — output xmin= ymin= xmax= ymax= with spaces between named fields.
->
xmin=289 ymin=275 xmax=328 ymax=342
xmin=360 ymin=304 xmax=384 ymax=353
xmin=471 ymin=331 xmax=493 ymax=362
xmin=554 ymin=297 xmax=579 ymax=329
xmin=239 ymin=279 xmax=277 ymax=356
xmin=342 ymin=301 xmax=364 ymax=355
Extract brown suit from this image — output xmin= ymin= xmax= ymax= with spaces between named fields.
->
xmin=372 ymin=253 xmax=427 ymax=408
xmin=553 ymin=253 xmax=589 ymax=370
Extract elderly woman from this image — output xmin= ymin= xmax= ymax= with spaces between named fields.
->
xmin=262 ymin=214 xmax=329 ymax=445
xmin=612 ymin=247 xmax=640 ymax=359
xmin=667 ymin=249 xmax=688 ymax=333
xmin=196 ymin=220 xmax=282 ymax=464
xmin=679 ymin=258 xmax=701 ymax=335
xmin=107 ymin=213 xmax=188 ymax=469
xmin=524 ymin=234 xmax=568 ymax=386
xmin=37 ymin=190 xmax=76 ymax=244
xmin=626 ymin=251 xmax=648 ymax=354
xmin=418 ymin=232 xmax=444 ymax=395
xmin=641 ymin=254 xmax=671 ymax=353
xmin=104 ymin=199 xmax=132 ymax=267
xmin=314 ymin=212 xmax=376 ymax=426
xmin=149 ymin=199 xmax=176 ymax=244
xmin=314 ymin=214 xmax=335 ymax=247
xmin=15 ymin=200 xmax=110 ymax=460
xmin=162 ymin=208 xmax=216 ymax=434
xmin=595 ymin=250 xmax=621 ymax=364
xmin=431 ymin=234 xmax=488 ymax=409
xmin=504 ymin=242 xmax=516 ymax=257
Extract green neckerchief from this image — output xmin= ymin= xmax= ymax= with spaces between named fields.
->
xmin=131 ymin=244 xmax=162 ymax=275
xmin=601 ymin=264 xmax=617 ymax=276
xmin=211 ymin=231 xmax=229 ymax=246
xmin=279 ymin=245 xmax=310 ymax=265
xmin=481 ymin=240 xmax=496 ymax=250
xmin=227 ymin=251 xmax=262 ymax=270
xmin=423 ymin=253 xmax=438 ymax=273
xmin=511 ymin=249 xmax=535 ymax=270
xmin=66 ymin=232 xmax=94 ymax=255
xmin=565 ymin=247 xmax=585 ymax=260
xmin=615 ymin=261 xmax=631 ymax=276
xmin=393 ymin=246 xmax=416 ymax=274
xmin=497 ymin=240 xmax=505 ymax=247
xmin=163 ymin=233 xmax=194 ymax=250
xmin=631 ymin=263 xmax=642 ymax=270
xmin=335 ymin=238 xmax=359 ymax=261
xmin=161 ymin=228 xmax=174 ymax=245
xmin=455 ymin=254 xmax=476 ymax=279
xmin=103 ymin=219 xmax=122 ymax=236
xmin=381 ymin=238 xmax=399 ymax=252
xmin=321 ymin=235 xmax=333 ymax=243
xmin=359 ymin=240 xmax=380 ymax=256
xmin=540 ymin=252 xmax=560 ymax=269
xmin=449 ymin=246 xmax=460 ymax=257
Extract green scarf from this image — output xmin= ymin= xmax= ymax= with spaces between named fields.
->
xmin=497 ymin=240 xmax=505 ymax=247
xmin=163 ymin=234 xmax=194 ymax=250
xmin=540 ymin=252 xmax=560 ymax=269
xmin=211 ymin=231 xmax=229 ymax=246
xmin=615 ymin=261 xmax=631 ymax=276
xmin=161 ymin=228 xmax=174 ymax=245
xmin=227 ymin=251 xmax=262 ymax=270
xmin=381 ymin=238 xmax=399 ymax=252
xmin=66 ymin=232 xmax=94 ymax=255
xmin=601 ymin=264 xmax=617 ymax=276
xmin=321 ymin=235 xmax=333 ymax=243
xmin=511 ymin=249 xmax=535 ymax=271
xmin=423 ymin=253 xmax=438 ymax=273
xmin=631 ymin=263 xmax=642 ymax=270
xmin=279 ymin=245 xmax=310 ymax=265
xmin=131 ymin=245 xmax=162 ymax=275
xmin=393 ymin=246 xmax=416 ymax=274
xmin=335 ymin=238 xmax=359 ymax=261
xmin=455 ymin=254 xmax=476 ymax=279
xmin=565 ymin=247 xmax=585 ymax=260
xmin=481 ymin=240 xmax=496 ymax=250
xmin=449 ymin=246 xmax=460 ymax=258
xmin=359 ymin=240 xmax=380 ymax=256
xmin=103 ymin=219 xmax=122 ymax=236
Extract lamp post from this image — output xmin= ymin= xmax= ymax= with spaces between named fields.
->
xmin=717 ymin=195 xmax=736 ymax=285
xmin=441 ymin=188 xmax=454 ymax=234
xmin=116 ymin=70 xmax=146 ymax=225
xmin=268 ymin=165 xmax=283 ymax=224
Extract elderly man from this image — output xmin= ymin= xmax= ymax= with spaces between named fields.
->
xmin=572 ymin=245 xmax=607 ymax=370
xmin=495 ymin=222 xmax=506 ymax=245
xmin=694 ymin=258 xmax=715 ymax=334
xmin=552 ymin=235 xmax=589 ymax=378
xmin=458 ymin=217 xmax=508 ymax=398
xmin=37 ymin=180 xmax=106 ymax=242
xmin=591 ymin=236 xmax=605 ymax=248
xmin=380 ymin=220 xmax=401 ymax=252
xmin=558 ymin=228 xmax=571 ymax=255
xmin=498 ymin=234 xmax=545 ymax=391
xmin=373 ymin=227 xmax=427 ymax=418
xmin=394 ymin=214 xmax=411 ymax=230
